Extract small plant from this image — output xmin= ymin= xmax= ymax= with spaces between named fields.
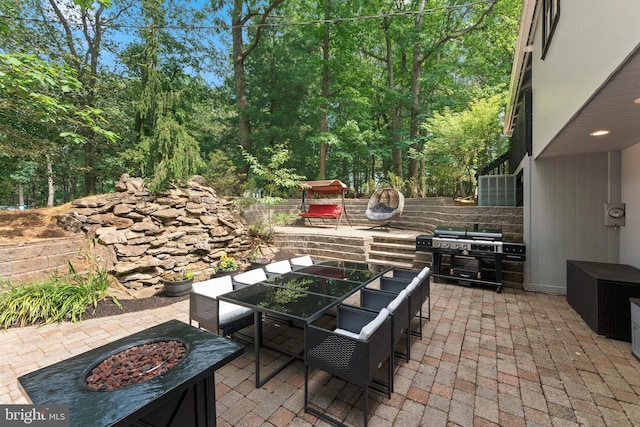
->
xmin=249 ymin=251 xmax=273 ymax=264
xmin=0 ymin=262 xmax=119 ymax=329
xmin=215 ymin=254 xmax=238 ymax=272
xmin=161 ymin=268 xmax=193 ymax=282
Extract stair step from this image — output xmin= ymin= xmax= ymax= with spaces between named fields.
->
xmin=367 ymin=250 xmax=415 ymax=264
xmin=366 ymin=258 xmax=414 ymax=269
xmin=370 ymin=242 xmax=416 ymax=254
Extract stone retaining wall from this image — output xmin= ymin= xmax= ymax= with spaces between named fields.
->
xmin=0 ymin=236 xmax=87 ymax=283
xmin=54 ymin=175 xmax=253 ymax=291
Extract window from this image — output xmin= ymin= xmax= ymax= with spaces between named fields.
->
xmin=541 ymin=0 xmax=560 ymax=60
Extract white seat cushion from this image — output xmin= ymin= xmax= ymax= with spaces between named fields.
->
xmin=191 ymin=276 xmax=233 ymax=298
xmin=265 ymin=260 xmax=292 ymax=275
xmin=233 ymin=268 xmax=267 ymax=285
xmin=218 ymin=301 xmax=253 ymax=325
xmin=418 ymin=267 xmax=430 ymax=280
xmin=387 ymin=290 xmax=407 ymax=315
xmin=290 ymin=255 xmax=313 ymax=267
xmin=358 ymin=308 xmax=389 ymax=341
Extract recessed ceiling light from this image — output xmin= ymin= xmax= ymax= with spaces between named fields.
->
xmin=589 ymin=130 xmax=611 ymax=136
xmin=634 ymin=97 xmax=640 ymax=104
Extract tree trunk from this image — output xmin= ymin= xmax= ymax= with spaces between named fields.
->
xmin=18 ymin=183 xmax=24 ymax=208
xmin=408 ymin=0 xmax=426 ymax=198
xmin=47 ymin=156 xmax=54 ymax=207
xmin=230 ymin=0 xmax=285 ymax=178
xmin=318 ymin=0 xmax=331 ymax=180
xmin=383 ymin=17 xmax=403 ymax=179
xmin=232 ymin=0 xmax=252 ymax=176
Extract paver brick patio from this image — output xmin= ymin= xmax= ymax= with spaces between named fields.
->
xmin=1 ymin=281 xmax=639 ymax=426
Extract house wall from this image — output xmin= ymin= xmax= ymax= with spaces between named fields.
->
xmin=523 ymin=152 xmax=621 ymax=294
xmin=621 ymin=143 xmax=640 ymax=266
xmin=531 ymin=1 xmax=640 ymax=158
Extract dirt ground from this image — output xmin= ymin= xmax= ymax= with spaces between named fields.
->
xmin=0 ymin=207 xmax=75 ymax=244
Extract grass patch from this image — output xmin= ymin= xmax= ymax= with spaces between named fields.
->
xmin=0 ymin=262 xmax=120 ymax=329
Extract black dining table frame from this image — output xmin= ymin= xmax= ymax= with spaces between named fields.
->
xmin=218 ymin=261 xmax=390 ymax=388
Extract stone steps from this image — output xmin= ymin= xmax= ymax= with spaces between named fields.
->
xmin=272 ymin=233 xmax=369 ymax=263
xmin=368 ymin=235 xmax=417 ymax=269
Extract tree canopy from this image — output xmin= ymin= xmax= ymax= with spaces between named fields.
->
xmin=0 ymin=0 xmax=521 ymax=207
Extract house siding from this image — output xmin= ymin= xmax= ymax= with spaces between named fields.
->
xmin=524 ymin=153 xmax=620 ymax=294
xmin=531 ymin=1 xmax=640 ymax=158
xmin=621 ymin=143 xmax=640 ymax=267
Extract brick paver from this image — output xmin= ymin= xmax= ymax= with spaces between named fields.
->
xmin=1 ymin=281 xmax=639 ymax=426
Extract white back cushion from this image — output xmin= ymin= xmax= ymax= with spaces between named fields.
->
xmin=358 ymin=308 xmax=389 ymax=341
xmin=191 ymin=276 xmax=233 ymax=298
xmin=265 ymin=260 xmax=292 ymax=274
xmin=290 ymin=255 xmax=313 ymax=267
xmin=387 ymin=290 xmax=407 ymax=314
xmin=333 ymin=328 xmax=360 ymax=339
xmin=406 ymin=277 xmax=420 ymax=294
xmin=233 ymin=268 xmax=267 ymax=285
xmin=418 ymin=267 xmax=430 ymax=280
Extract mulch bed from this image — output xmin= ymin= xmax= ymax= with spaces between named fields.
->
xmin=81 ymin=293 xmax=189 ymax=321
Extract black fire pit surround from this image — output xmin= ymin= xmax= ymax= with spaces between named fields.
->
xmin=18 ymin=320 xmax=244 ymax=427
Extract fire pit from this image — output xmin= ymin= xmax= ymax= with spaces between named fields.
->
xmin=85 ymin=339 xmax=188 ymax=391
xmin=18 ymin=320 xmax=244 ymax=427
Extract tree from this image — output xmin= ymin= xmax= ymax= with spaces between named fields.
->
xmin=422 ymin=94 xmax=508 ymax=197
xmin=406 ymin=0 xmax=499 ymax=196
xmin=221 ymin=0 xmax=286 ymax=177
xmin=0 ymin=53 xmax=117 ymax=205
xmin=33 ymin=0 xmax=133 ymax=195
xmin=133 ymin=0 xmax=205 ymax=193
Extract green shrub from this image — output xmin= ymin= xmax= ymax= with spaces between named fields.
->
xmin=0 ymin=262 xmax=119 ymax=329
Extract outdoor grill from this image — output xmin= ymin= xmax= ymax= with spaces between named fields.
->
xmin=416 ymin=226 xmax=525 ymax=292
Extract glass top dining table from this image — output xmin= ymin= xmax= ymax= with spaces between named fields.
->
xmin=217 ymin=260 xmax=390 ymax=387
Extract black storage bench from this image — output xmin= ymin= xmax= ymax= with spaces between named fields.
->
xmin=567 ymin=260 xmax=640 ymax=342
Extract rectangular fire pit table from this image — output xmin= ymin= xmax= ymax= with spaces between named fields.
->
xmin=221 ymin=263 xmax=389 ymax=388
xmin=18 ymin=319 xmax=244 ymax=427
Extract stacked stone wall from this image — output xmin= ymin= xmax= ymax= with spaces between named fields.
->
xmin=55 ymin=175 xmax=253 ymax=291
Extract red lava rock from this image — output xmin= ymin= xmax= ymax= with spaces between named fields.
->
xmin=85 ymin=340 xmax=187 ymax=391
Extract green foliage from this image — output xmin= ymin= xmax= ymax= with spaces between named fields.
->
xmin=133 ymin=0 xmax=205 ymax=194
xmin=241 ymin=142 xmax=306 ymax=197
xmin=0 ymin=263 xmax=119 ymax=329
xmin=0 ymin=0 xmax=521 ymax=203
xmin=139 ymin=114 xmax=205 ymax=193
xmin=203 ymin=149 xmax=242 ymax=196
xmin=0 ymin=53 xmax=116 ymax=157
xmin=421 ymin=94 xmax=509 ymax=197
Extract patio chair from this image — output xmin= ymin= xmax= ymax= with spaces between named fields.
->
xmin=290 ymin=255 xmax=314 ymax=269
xmin=365 ymin=188 xmax=404 ymax=230
xmin=264 ymin=260 xmax=292 ymax=277
xmin=377 ymin=275 xmax=424 ymax=341
xmin=189 ymin=276 xmax=254 ymax=337
xmin=359 ymin=288 xmax=409 ymax=391
xmin=385 ymin=266 xmax=431 ymax=322
xmin=232 ymin=268 xmax=267 ymax=286
xmin=305 ymin=304 xmax=392 ymax=427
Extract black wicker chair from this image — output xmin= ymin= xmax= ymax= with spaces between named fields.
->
xmin=189 ymin=275 xmax=254 ymax=337
xmin=359 ymin=287 xmax=409 ymax=392
xmin=305 ymin=304 xmax=392 ymax=427
xmin=384 ymin=267 xmax=431 ymax=324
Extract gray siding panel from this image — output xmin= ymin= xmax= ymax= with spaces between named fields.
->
xmin=525 ymin=152 xmax=621 ymax=294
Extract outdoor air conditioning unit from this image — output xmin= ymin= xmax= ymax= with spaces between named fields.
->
xmin=478 ymin=174 xmax=516 ymax=206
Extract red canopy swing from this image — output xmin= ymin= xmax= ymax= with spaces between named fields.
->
xmin=298 ymin=180 xmax=352 ymax=228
